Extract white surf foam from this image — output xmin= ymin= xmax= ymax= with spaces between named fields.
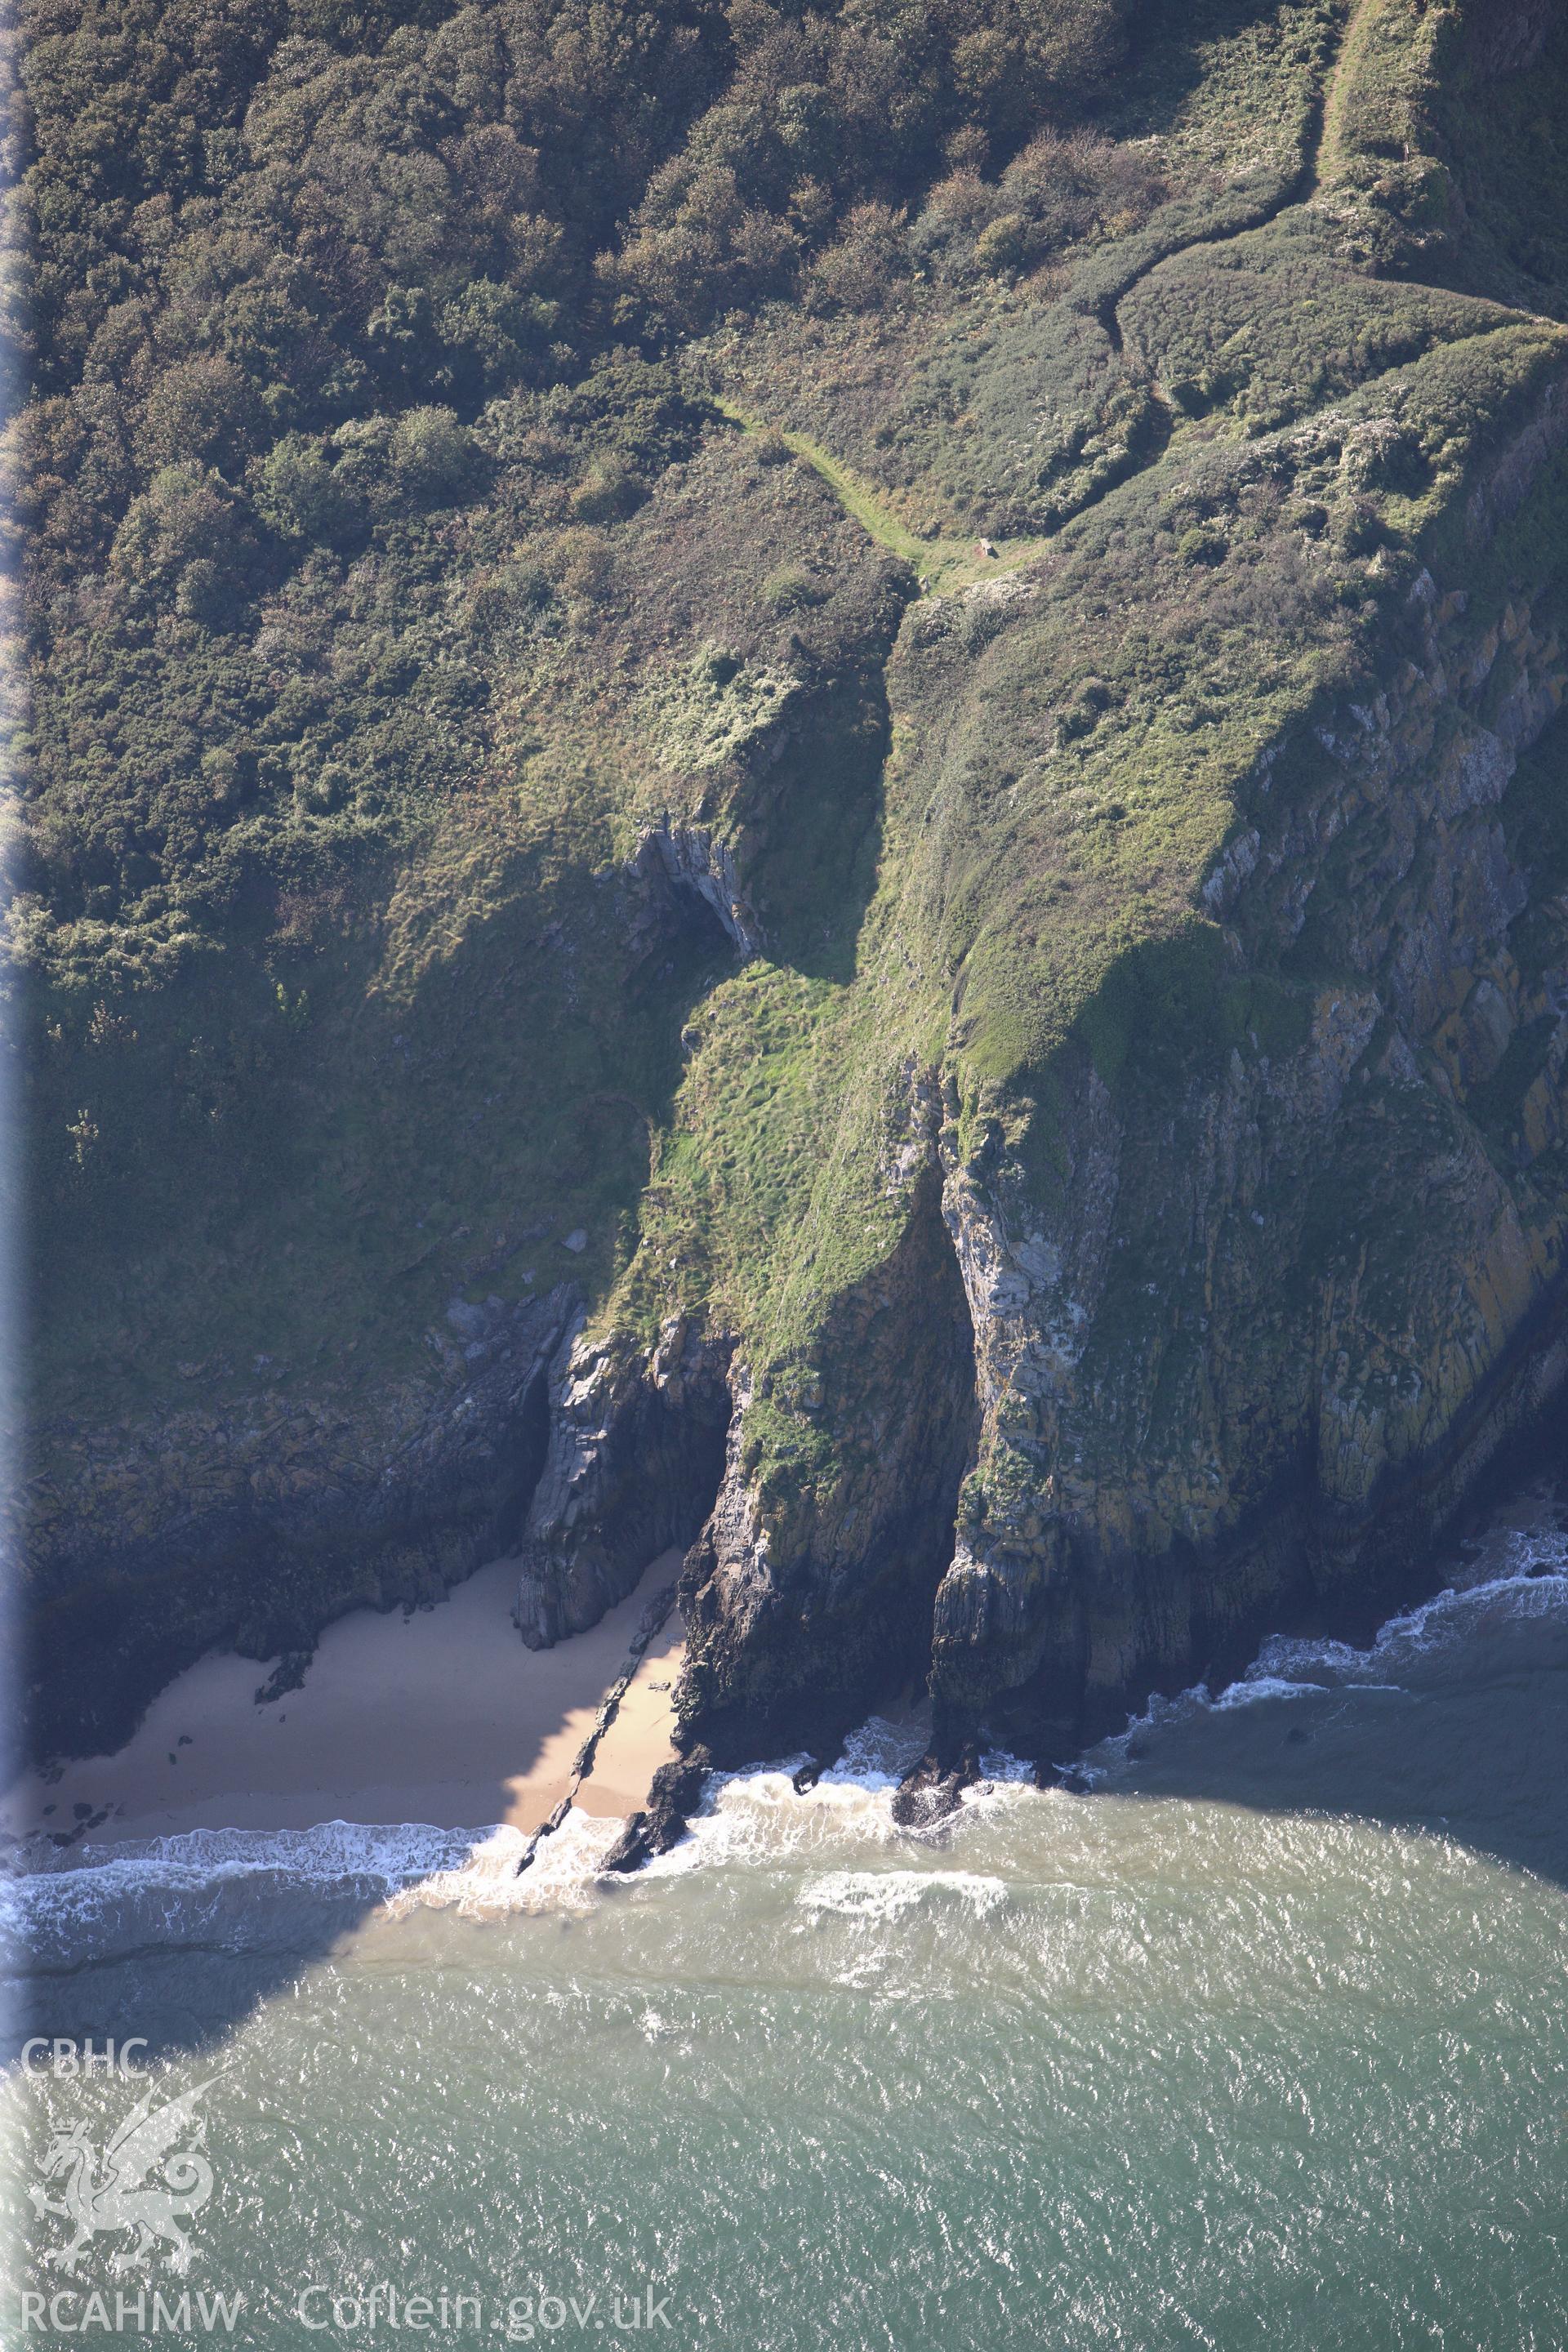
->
xmin=383 ymin=1813 xmax=630 ymax=1918
xmin=0 ymin=1713 xmax=959 ymax=1945
xmin=1075 ymin=1542 xmax=1568 ymax=1784
xmin=14 ymin=1545 xmax=1567 ymax=1934
xmin=2 ymin=1722 xmax=945 ymax=1938
xmin=1212 ymin=1674 xmax=1330 ymax=1709
xmin=2 ymin=1818 xmax=492 ymax=1959
xmin=6 ymin=1816 xmax=479 ymax=1903
xmin=797 ymin=1869 xmax=1008 ymax=1923
xmin=1247 ymin=1556 xmax=1568 ymax=1690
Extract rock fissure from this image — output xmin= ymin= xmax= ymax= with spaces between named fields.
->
xmin=513 ymin=1314 xmax=734 ymax=1650
xmin=673 ymin=1156 xmax=982 ymax=1766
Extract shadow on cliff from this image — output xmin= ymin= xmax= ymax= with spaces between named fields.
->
xmin=1106 ymin=0 xmax=1316 ymax=148
xmin=1066 ymin=1553 xmax=1568 ymax=1891
xmin=741 ymin=663 xmax=893 ymax=985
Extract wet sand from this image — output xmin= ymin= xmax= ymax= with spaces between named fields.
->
xmin=1 ymin=1552 xmax=684 ymax=1843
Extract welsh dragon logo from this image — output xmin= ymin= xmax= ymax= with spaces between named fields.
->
xmin=29 ymin=2068 xmax=228 ymax=2275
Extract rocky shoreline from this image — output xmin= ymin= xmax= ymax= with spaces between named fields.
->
xmin=19 ymin=6 xmax=1568 ymax=1796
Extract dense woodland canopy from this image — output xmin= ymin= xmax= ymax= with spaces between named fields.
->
xmin=3 ymin=0 xmax=1134 ymax=978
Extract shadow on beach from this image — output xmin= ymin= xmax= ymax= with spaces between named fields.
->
xmin=2 ymin=1555 xmax=683 ymax=2065
xmin=11 ymin=1495 xmax=1568 ymax=2071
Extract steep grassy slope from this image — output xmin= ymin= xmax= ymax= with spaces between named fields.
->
xmin=11 ymin=0 xmax=1568 ymax=1764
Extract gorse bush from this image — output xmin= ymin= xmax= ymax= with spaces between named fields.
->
xmin=569 ymin=452 xmax=644 ymax=522
xmin=761 ymin=560 xmax=825 ymax=613
xmin=390 ymin=405 xmax=480 ymax=502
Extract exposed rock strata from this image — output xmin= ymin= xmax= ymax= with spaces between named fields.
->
xmin=492 ymin=545 xmax=1568 ymax=1769
xmin=516 ymin=1158 xmax=982 ymax=1771
xmin=22 ymin=0 xmax=1568 ymax=1797
xmin=677 ymin=1162 xmax=981 ymax=1762
xmin=1464 ymin=0 xmax=1553 ymax=78
xmin=514 ymin=1316 xmax=732 ymax=1647
xmin=25 ymin=519 xmax=1568 ymax=1784
xmin=922 ymin=576 xmax=1568 ymax=1753
xmin=624 ymin=819 xmax=765 ymax=963
xmin=628 ymin=560 xmax=1568 ymax=1767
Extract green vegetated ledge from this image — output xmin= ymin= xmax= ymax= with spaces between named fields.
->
xmin=10 ymin=0 xmax=1568 ymax=1766
xmin=670 ymin=320 xmax=1568 ymax=1763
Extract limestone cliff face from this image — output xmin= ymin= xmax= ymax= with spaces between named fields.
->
xmin=513 ymin=1312 xmax=731 ymax=1647
xmin=920 ymin=570 xmax=1567 ymax=1744
xmin=657 ymin=549 xmax=1568 ymax=1762
xmin=677 ymin=1162 xmax=981 ymax=1757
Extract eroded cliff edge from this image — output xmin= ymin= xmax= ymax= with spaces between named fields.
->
xmin=519 ymin=0 xmax=1568 ymax=1768
xmin=531 ymin=518 xmax=1568 ymax=1766
xmin=16 ymin=0 xmax=1568 ymax=1770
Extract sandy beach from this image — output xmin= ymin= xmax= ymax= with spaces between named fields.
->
xmin=2 ymin=1552 xmax=684 ymax=1845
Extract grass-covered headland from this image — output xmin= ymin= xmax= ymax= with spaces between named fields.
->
xmin=9 ymin=0 xmax=1568 ymax=1762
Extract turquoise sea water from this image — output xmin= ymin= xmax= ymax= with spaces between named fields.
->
xmin=5 ymin=1521 xmax=1568 ymax=2350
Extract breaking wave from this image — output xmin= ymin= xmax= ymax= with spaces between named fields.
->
xmin=1077 ymin=1530 xmax=1568 ymax=1785
xmin=796 ymin=1869 xmax=1008 ymax=1923
xmin=7 ymin=1526 xmax=1568 ymax=1973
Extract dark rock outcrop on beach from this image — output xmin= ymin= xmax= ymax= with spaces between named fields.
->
xmin=599 ymin=1747 xmax=712 ymax=1874
xmin=891 ymin=1744 xmax=982 ymax=1830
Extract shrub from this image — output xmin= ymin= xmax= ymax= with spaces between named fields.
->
xmin=763 ymin=564 xmax=823 ymax=615
xmin=551 ymin=527 xmax=612 ymax=599
xmin=974 ymin=213 xmax=1031 ymax=278
xmin=109 ymin=466 xmax=251 ymax=599
xmin=569 ymin=453 xmax=643 ymax=522
xmin=295 ymin=761 xmax=350 ymax=815
xmin=330 ymin=415 xmax=399 ymax=510
xmin=808 ymin=206 xmax=911 ymax=314
xmin=174 ymin=559 xmax=235 ymax=629
xmin=136 ymin=358 xmax=255 ymax=474
xmin=1178 ymin=524 xmax=1227 ymax=567
xmin=201 ymin=747 xmax=249 ymax=807
xmin=255 ymin=435 xmax=360 ymax=546
xmin=390 ymin=408 xmax=480 ymax=505
xmin=439 ymin=278 xmax=551 ymax=395
xmin=368 ymin=286 xmax=437 ymax=388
